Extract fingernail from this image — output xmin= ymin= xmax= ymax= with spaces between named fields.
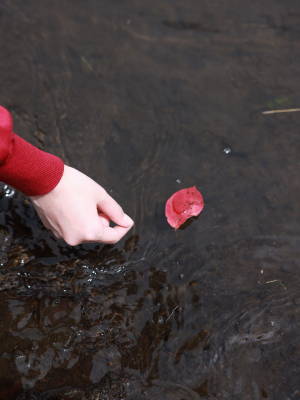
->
xmin=124 ymin=214 xmax=133 ymax=225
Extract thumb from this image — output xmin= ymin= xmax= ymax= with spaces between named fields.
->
xmin=96 ymin=188 xmax=134 ymax=227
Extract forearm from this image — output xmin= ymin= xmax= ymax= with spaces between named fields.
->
xmin=0 ymin=105 xmax=133 ymax=245
xmin=0 ymin=106 xmax=64 ymax=196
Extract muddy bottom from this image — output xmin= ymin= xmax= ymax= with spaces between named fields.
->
xmin=0 ymin=0 xmax=300 ymax=399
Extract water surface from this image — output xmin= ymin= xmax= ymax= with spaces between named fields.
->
xmin=0 ymin=0 xmax=300 ymax=398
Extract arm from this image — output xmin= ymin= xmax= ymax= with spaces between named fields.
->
xmin=0 ymin=106 xmax=133 ymax=245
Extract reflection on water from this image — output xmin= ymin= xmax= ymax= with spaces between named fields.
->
xmin=1 ymin=0 xmax=300 ymax=398
xmin=0 ymin=185 xmax=300 ymax=398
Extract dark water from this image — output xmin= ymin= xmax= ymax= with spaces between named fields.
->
xmin=1 ymin=0 xmax=300 ymax=398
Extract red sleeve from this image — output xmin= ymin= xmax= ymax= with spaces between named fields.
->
xmin=0 ymin=106 xmax=64 ymax=197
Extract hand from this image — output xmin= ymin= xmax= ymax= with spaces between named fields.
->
xmin=30 ymin=165 xmax=134 ymax=246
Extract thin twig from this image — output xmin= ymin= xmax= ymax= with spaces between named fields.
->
xmin=80 ymin=55 xmax=93 ymax=71
xmin=266 ymin=279 xmax=286 ymax=289
xmin=166 ymin=303 xmax=181 ymax=322
xmin=262 ymin=108 xmax=300 ymax=115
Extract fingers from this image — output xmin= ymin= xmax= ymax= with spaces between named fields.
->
xmin=96 ymin=190 xmax=134 ymax=228
xmin=97 ymin=212 xmax=110 ymax=227
xmin=53 ymin=231 xmax=62 ymax=239
xmin=64 ymin=214 xmax=132 ymax=246
xmin=97 ymin=224 xmax=133 ymax=244
xmin=81 ymin=214 xmax=132 ymax=244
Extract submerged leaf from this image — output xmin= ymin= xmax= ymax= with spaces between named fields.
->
xmin=165 ymin=186 xmax=204 ymax=230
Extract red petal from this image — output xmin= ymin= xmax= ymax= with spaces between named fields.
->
xmin=165 ymin=186 xmax=204 ymax=230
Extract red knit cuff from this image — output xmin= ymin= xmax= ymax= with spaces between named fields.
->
xmin=0 ymin=133 xmax=64 ymax=196
xmin=0 ymin=106 xmax=13 ymax=163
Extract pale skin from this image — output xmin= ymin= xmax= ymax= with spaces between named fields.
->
xmin=30 ymin=165 xmax=134 ymax=246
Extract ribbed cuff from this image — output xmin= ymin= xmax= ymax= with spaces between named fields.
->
xmin=0 ymin=106 xmax=13 ymax=163
xmin=0 ymin=133 xmax=64 ymax=196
